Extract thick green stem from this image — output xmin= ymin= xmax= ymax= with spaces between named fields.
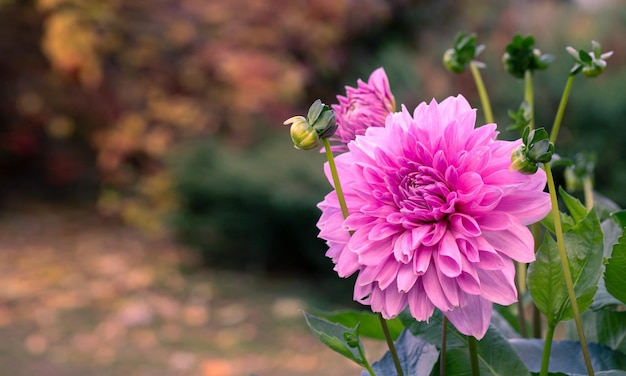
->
xmin=524 ymin=70 xmax=535 ymax=130
xmin=468 ymin=336 xmax=480 ymax=376
xmin=323 ymin=138 xmax=402 ymax=376
xmin=379 ymin=314 xmax=404 ymax=376
xmin=545 ymin=164 xmax=594 ymax=376
xmin=539 ymin=324 xmax=556 ymax=376
xmin=550 ymin=75 xmax=575 ymax=144
xmin=441 ymin=316 xmax=448 ymax=376
xmin=469 ymin=62 xmax=494 ymax=124
xmin=514 ymin=269 xmax=528 ymax=338
xmin=323 ymin=138 xmax=349 ymax=219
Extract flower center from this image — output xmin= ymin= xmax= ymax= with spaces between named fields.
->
xmin=398 ymin=167 xmax=457 ymax=223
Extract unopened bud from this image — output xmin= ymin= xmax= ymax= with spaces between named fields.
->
xmin=284 ymin=116 xmax=320 ymax=150
xmin=283 ymin=100 xmax=337 ymax=151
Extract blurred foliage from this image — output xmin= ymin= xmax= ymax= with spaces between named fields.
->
xmin=2 ymin=0 xmax=626 ymax=273
xmin=169 ymin=136 xmax=334 ymax=275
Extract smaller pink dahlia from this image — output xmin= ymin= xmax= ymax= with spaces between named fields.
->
xmin=330 ymin=67 xmax=396 ymax=152
xmin=317 ymin=95 xmax=551 ymax=339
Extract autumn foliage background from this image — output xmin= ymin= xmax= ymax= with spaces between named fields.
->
xmin=1 ymin=0 xmax=626 ymax=273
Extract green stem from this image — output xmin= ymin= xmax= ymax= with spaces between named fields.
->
xmin=514 ymin=266 xmax=528 ymax=338
xmin=358 ymin=344 xmax=377 ymax=376
xmin=323 ymin=138 xmax=349 ymax=219
xmin=379 ymin=313 xmax=404 ymax=376
xmin=468 ymin=336 xmax=480 ymax=376
xmin=583 ymin=175 xmax=594 ymax=211
xmin=545 ymin=164 xmax=594 ymax=376
xmin=524 ymin=70 xmax=535 ymax=130
xmin=539 ymin=324 xmax=556 ymax=376
xmin=532 ymin=304 xmax=542 ymax=338
xmin=469 ymin=62 xmax=494 ymax=124
xmin=323 ymin=138 xmax=401 ymax=376
xmin=440 ymin=316 xmax=448 ymax=376
xmin=550 ymin=75 xmax=575 ymax=144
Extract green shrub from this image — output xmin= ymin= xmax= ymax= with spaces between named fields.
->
xmin=169 ymin=135 xmax=339 ymax=277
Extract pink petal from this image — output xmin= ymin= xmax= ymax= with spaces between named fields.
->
xmin=437 ymin=231 xmax=462 ymax=277
xmin=477 ymin=259 xmax=517 ymax=305
xmin=408 ymin=281 xmax=435 ymax=321
xmin=482 ymin=219 xmax=536 ymax=263
xmin=444 ymin=294 xmax=492 ymax=339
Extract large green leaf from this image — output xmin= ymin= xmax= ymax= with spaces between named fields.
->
xmin=510 ymin=339 xmax=626 ymax=374
xmin=591 ymin=219 xmax=624 ymax=310
xmin=605 ymin=232 xmax=626 ymax=305
xmin=567 ymin=309 xmax=626 ymax=355
xmin=362 ymin=329 xmax=439 ymax=376
xmin=528 ymin=206 xmax=603 ymax=326
xmin=315 ymin=309 xmax=403 ymax=341
xmin=401 ymin=310 xmax=530 ymax=375
xmin=303 ymin=311 xmax=367 ymax=367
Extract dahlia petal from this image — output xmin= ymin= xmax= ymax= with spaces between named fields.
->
xmin=369 ymin=221 xmax=400 ymax=241
xmin=382 ymin=283 xmax=407 ymax=319
xmin=397 ymin=262 xmax=418 ymax=292
xmin=449 ymin=213 xmax=482 ymax=237
xmin=475 ymin=211 xmax=512 ymax=231
xmin=334 ymin=245 xmax=360 ymax=277
xmin=354 ymin=282 xmax=373 ymax=303
xmin=375 ymin=259 xmax=401 ymax=290
xmin=393 ymin=231 xmax=414 ymax=263
xmin=444 ymin=294 xmax=492 ymax=339
xmin=422 ymin=267 xmax=452 ymax=311
xmin=422 ymin=222 xmax=447 ymax=246
xmin=477 ymin=259 xmax=517 ymax=305
xmin=408 ymin=282 xmax=435 ymax=321
xmin=436 ymin=264 xmax=461 ymax=307
xmin=413 ymin=245 xmax=434 ymax=274
xmin=437 ymin=231 xmax=462 ymax=277
xmin=482 ymin=219 xmax=536 ymax=263
xmin=495 ymin=190 xmax=552 ymax=225
xmin=457 ymin=254 xmax=481 ymax=295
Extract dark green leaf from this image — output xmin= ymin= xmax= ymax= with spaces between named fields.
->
xmin=567 ymin=309 xmax=626 ymax=355
xmin=559 ymin=187 xmax=587 ymax=224
xmin=303 ymin=311 xmax=366 ymax=366
xmin=510 ymin=339 xmax=626 ymax=374
xmin=605 ymin=232 xmax=626 ymax=305
xmin=528 ymin=207 xmax=603 ymax=325
xmin=401 ymin=310 xmax=530 ymax=375
xmin=611 ymin=210 xmax=626 ymax=228
xmin=315 ymin=309 xmax=403 ymax=341
xmin=362 ymin=329 xmax=439 ymax=376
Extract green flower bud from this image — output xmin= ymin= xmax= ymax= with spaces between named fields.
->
xmin=443 ymin=48 xmax=465 ymax=73
xmin=567 ymin=41 xmax=613 ymax=77
xmin=510 ymin=126 xmax=554 ymax=174
xmin=511 ymin=145 xmax=539 ymax=174
xmin=343 ymin=332 xmax=360 ymax=348
xmin=284 ymin=115 xmax=320 ymax=150
xmin=283 ymin=99 xmax=337 ymax=151
xmin=442 ymin=32 xmax=485 ymax=74
xmin=503 ymin=35 xmax=553 ymax=79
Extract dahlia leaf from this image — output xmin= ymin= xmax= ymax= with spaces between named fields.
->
xmin=302 ymin=311 xmax=367 ymax=367
xmin=610 ymin=210 xmax=626 ymax=228
xmin=566 ymin=309 xmax=626 ymax=355
xmin=559 ymin=187 xmax=587 ymax=224
xmin=401 ymin=310 xmax=530 ymax=375
xmin=605 ymin=232 xmax=626 ymax=306
xmin=509 ymin=338 xmax=626 ymax=374
xmin=314 ymin=309 xmax=403 ymax=341
xmin=528 ymin=207 xmax=603 ymax=326
xmin=362 ymin=329 xmax=439 ymax=376
xmin=591 ymin=219 xmax=624 ymax=310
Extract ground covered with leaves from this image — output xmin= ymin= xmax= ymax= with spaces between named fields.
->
xmin=0 ymin=206 xmax=384 ymax=376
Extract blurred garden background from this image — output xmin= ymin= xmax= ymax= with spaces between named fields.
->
xmin=0 ymin=0 xmax=625 ymax=375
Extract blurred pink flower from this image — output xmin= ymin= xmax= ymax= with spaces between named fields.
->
xmin=317 ymin=95 xmax=550 ymax=339
xmin=330 ymin=67 xmax=395 ymax=152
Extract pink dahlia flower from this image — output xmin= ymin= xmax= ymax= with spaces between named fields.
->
xmin=330 ymin=67 xmax=396 ymax=152
xmin=317 ymin=95 xmax=551 ymax=339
